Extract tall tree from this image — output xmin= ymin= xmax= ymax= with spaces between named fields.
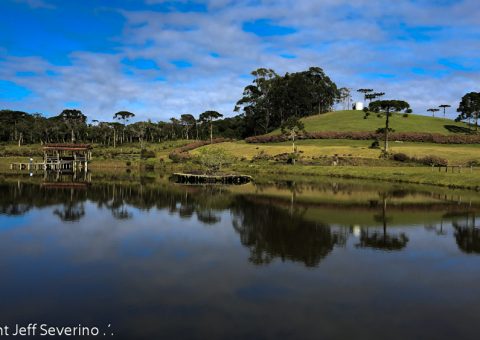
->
xmin=113 ymin=111 xmax=135 ymax=144
xmin=427 ymin=108 xmax=440 ymax=117
xmin=58 ymin=109 xmax=87 ymax=143
xmin=456 ymin=92 xmax=480 ymax=131
xmin=357 ymin=88 xmax=373 ymax=102
xmin=439 ymin=104 xmax=451 ymax=118
xmin=180 ymin=114 xmax=196 ymax=140
xmin=369 ymin=100 xmax=410 ymax=153
xmin=199 ymin=110 xmax=223 ymax=143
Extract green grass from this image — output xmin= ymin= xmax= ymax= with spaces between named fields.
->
xmin=197 ymin=139 xmax=480 ymax=165
xmin=271 ymin=110 xmax=470 ymax=134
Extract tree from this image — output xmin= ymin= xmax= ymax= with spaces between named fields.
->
xmin=58 ymin=109 xmax=87 ymax=143
xmin=113 ymin=111 xmax=135 ymax=144
xmin=369 ymin=100 xmax=410 ymax=153
xmin=337 ymin=87 xmax=351 ymax=110
xmin=427 ymin=108 xmax=440 ymax=117
xmin=235 ymin=67 xmax=338 ymax=135
xmin=357 ymin=88 xmax=373 ymax=102
xmin=180 ymin=114 xmax=196 ymax=140
xmin=456 ymin=92 xmax=480 ymax=131
xmin=199 ymin=110 xmax=223 ymax=143
xmin=281 ymin=116 xmax=305 ymax=159
xmin=439 ymin=104 xmax=451 ymax=118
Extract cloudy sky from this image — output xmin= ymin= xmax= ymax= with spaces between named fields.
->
xmin=0 ymin=0 xmax=478 ymax=122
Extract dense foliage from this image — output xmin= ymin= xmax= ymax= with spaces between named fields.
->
xmin=235 ymin=67 xmax=339 ymax=136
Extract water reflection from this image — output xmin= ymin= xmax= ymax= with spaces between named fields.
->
xmin=1 ymin=174 xmax=480 ymax=339
xmin=231 ymin=196 xmax=346 ymax=267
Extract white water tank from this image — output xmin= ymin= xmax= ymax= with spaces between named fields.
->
xmin=354 ymin=102 xmax=364 ymax=110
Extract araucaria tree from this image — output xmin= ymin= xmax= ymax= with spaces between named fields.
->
xmin=439 ymin=104 xmax=451 ymax=118
xmin=113 ymin=111 xmax=135 ymax=144
xmin=357 ymin=88 xmax=373 ymax=102
xmin=369 ymin=100 xmax=410 ymax=153
xmin=235 ymin=67 xmax=338 ymax=136
xmin=427 ymin=108 xmax=440 ymax=117
xmin=58 ymin=109 xmax=87 ymax=143
xmin=199 ymin=110 xmax=223 ymax=143
xmin=456 ymin=92 xmax=480 ymax=131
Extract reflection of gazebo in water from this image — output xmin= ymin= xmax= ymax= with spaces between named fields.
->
xmin=43 ymin=143 xmax=92 ymax=171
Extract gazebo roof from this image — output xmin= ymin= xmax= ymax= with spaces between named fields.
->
xmin=43 ymin=143 xmax=92 ymax=151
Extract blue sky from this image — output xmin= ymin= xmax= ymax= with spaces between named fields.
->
xmin=0 ymin=0 xmax=479 ymax=121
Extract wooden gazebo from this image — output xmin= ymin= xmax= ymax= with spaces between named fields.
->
xmin=43 ymin=143 xmax=92 ymax=170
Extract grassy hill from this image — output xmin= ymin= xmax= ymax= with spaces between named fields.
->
xmin=272 ymin=110 xmax=470 ymax=135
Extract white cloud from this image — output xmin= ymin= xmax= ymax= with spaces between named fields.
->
xmin=1 ymin=0 xmax=478 ymax=121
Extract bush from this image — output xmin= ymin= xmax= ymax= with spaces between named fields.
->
xmin=406 ymin=108 xmax=413 ymax=113
xmin=403 ymin=113 xmax=409 ymax=118
xmin=195 ymin=148 xmax=233 ymax=174
xmin=125 ymin=161 xmax=131 ymax=167
xmin=245 ymin=131 xmax=480 ymax=145
xmin=168 ymin=151 xmax=191 ymax=163
xmin=252 ymin=150 xmax=272 ymax=161
xmin=417 ymin=155 xmax=448 ymax=166
xmin=140 ymin=149 xmax=156 ymax=159
xmin=392 ymin=153 xmax=409 ymax=162
xmin=369 ymin=139 xmax=380 ymax=149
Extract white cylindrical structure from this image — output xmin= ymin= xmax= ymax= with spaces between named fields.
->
xmin=354 ymin=102 xmax=364 ymax=111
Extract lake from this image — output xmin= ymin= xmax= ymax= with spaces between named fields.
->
xmin=0 ymin=172 xmax=479 ymax=339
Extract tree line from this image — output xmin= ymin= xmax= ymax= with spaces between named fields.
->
xmin=1 ymin=65 xmax=477 ymax=146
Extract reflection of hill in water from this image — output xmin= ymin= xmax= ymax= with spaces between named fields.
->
xmin=1 ymin=178 xmax=480 ymax=261
xmin=231 ymin=196 xmax=346 ymax=267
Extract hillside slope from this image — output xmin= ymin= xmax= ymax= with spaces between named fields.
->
xmin=274 ymin=110 xmax=469 ymax=135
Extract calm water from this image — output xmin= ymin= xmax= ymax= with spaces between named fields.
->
xmin=0 ymin=173 xmax=479 ymax=339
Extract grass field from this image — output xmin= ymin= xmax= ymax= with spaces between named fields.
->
xmin=271 ymin=110 xmax=470 ymax=134
xmin=196 ymin=139 xmax=480 ymax=165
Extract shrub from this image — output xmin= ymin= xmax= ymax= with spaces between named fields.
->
xmin=125 ymin=161 xmax=132 ymax=167
xmin=245 ymin=131 xmax=480 ymax=145
xmin=369 ymin=139 xmax=380 ymax=149
xmin=466 ymin=160 xmax=480 ymax=167
xmin=392 ymin=153 xmax=409 ymax=162
xmin=403 ymin=113 xmax=409 ymax=118
xmin=140 ymin=149 xmax=156 ymax=159
xmin=252 ymin=150 xmax=271 ymax=161
xmin=168 ymin=151 xmax=191 ymax=163
xmin=406 ymin=108 xmax=413 ymax=113
xmin=417 ymin=155 xmax=448 ymax=166
xmin=195 ymin=147 xmax=233 ymax=174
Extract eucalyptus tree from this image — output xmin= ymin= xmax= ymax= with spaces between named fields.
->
xmin=369 ymin=100 xmax=410 ymax=153
xmin=337 ymin=87 xmax=352 ymax=110
xmin=456 ymin=92 xmax=480 ymax=131
xmin=113 ymin=111 xmax=135 ymax=144
xmin=427 ymin=108 xmax=440 ymax=117
xmin=180 ymin=114 xmax=196 ymax=140
xmin=199 ymin=110 xmax=223 ymax=143
xmin=439 ymin=104 xmax=451 ymax=118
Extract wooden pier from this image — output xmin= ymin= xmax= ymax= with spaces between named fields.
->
xmin=10 ymin=143 xmax=92 ymax=171
xmin=172 ymin=173 xmax=253 ymax=185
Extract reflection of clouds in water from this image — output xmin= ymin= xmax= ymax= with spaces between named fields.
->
xmin=1 ymin=181 xmax=480 ymax=337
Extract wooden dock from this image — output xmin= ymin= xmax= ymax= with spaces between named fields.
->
xmin=10 ymin=143 xmax=92 ymax=172
xmin=172 ymin=173 xmax=253 ymax=185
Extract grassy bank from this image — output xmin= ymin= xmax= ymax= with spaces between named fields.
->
xmin=271 ymin=110 xmax=470 ymax=134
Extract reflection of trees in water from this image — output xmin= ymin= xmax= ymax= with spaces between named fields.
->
xmin=453 ymin=213 xmax=480 ymax=254
xmin=53 ymin=202 xmax=85 ymax=222
xmin=231 ymin=196 xmax=345 ymax=267
xmin=356 ymin=196 xmax=409 ymax=251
